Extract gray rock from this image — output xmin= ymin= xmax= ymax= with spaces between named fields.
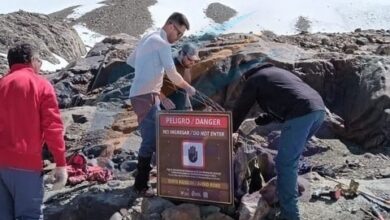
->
xmin=380 ymin=167 xmax=390 ymax=178
xmin=54 ymin=81 xmax=80 ymax=108
xmin=195 ymin=33 xmax=390 ymax=148
xmin=0 ymin=11 xmax=86 ymax=63
xmin=76 ymin=0 xmax=156 ymax=37
xmin=238 ymin=192 xmax=263 ymax=220
xmin=161 ymin=203 xmax=201 ymax=220
xmin=355 ymin=37 xmax=369 ymax=45
xmin=142 ymin=213 xmax=162 ymax=220
xmin=120 ymin=160 xmax=138 ymax=172
xmin=204 ymin=3 xmax=237 ymax=24
xmin=83 ymin=144 xmax=109 ymax=158
xmin=69 ymin=55 xmax=105 ymax=74
xmin=51 ymin=34 xmax=137 ymax=109
xmin=200 ymin=205 xmax=221 ymax=218
xmin=141 ymin=197 xmax=175 ymax=215
xmin=72 ymin=114 xmax=88 ymax=124
xmin=205 ymin=212 xmax=234 ymax=220
xmin=0 ymin=55 xmax=8 ymax=75
xmin=376 ymin=45 xmax=390 ymax=55
xmin=343 ymin=44 xmax=359 ymax=54
xmin=44 ymin=185 xmax=135 ymax=220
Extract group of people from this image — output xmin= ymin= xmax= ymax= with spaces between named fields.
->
xmin=126 ymin=12 xmax=326 ymax=220
xmin=0 ymin=11 xmax=325 ymax=220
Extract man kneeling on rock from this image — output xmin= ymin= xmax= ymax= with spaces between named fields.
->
xmin=232 ymin=61 xmax=326 ymax=220
xmin=160 ymin=43 xmax=200 ymax=111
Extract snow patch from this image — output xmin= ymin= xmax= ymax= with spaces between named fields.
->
xmin=41 ymin=53 xmax=69 ymax=72
xmin=0 ymin=52 xmax=68 ymax=72
xmin=73 ymin=24 xmax=106 ymax=50
xmin=67 ymin=2 xmax=106 ymax=20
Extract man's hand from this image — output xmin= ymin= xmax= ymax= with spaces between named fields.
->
xmin=185 ymin=85 xmax=196 ymax=97
xmin=52 ymin=167 xmax=68 ymax=190
xmin=232 ymin=132 xmax=239 ymax=145
xmin=254 ymin=113 xmax=274 ymax=126
xmin=161 ymin=97 xmax=176 ymax=110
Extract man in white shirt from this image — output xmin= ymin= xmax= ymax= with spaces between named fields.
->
xmin=126 ymin=12 xmax=196 ymax=196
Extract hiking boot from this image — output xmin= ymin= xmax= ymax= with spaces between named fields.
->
xmin=133 ymin=156 xmax=153 ymax=196
xmin=133 ymin=186 xmax=155 ymax=197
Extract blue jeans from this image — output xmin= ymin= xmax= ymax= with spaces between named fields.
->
xmin=0 ymin=168 xmax=43 ymax=220
xmin=138 ymin=104 xmax=160 ymax=158
xmin=276 ymin=110 xmax=325 ymax=220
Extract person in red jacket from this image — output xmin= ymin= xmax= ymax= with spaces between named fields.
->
xmin=0 ymin=43 xmax=68 ymax=219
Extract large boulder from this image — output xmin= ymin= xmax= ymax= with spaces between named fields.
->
xmin=190 ymin=32 xmax=390 ymax=148
xmin=0 ymin=11 xmax=86 ymax=63
xmin=0 ymin=54 xmax=7 ymax=76
xmin=291 ymin=56 xmax=390 ymax=148
xmin=53 ymin=34 xmax=138 ymax=108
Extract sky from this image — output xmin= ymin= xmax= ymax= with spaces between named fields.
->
xmin=149 ymin=0 xmax=390 ymax=35
xmin=1 ymin=0 xmax=389 ymax=70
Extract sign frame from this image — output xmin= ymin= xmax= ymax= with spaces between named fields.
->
xmin=156 ymin=111 xmax=233 ymax=205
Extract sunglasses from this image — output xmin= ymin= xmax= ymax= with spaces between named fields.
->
xmin=172 ymin=23 xmax=184 ymax=38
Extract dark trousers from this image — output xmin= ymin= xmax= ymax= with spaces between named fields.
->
xmin=161 ymin=88 xmax=189 ymax=110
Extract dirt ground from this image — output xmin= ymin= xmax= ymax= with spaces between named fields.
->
xmin=298 ymin=138 xmax=390 ymax=220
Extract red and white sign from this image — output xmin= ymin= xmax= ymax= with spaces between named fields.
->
xmin=157 ymin=111 xmax=233 ymax=204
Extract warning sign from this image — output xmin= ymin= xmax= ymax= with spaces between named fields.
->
xmin=157 ymin=111 xmax=233 ymax=204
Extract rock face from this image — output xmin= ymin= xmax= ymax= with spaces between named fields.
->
xmin=161 ymin=203 xmax=201 ymax=220
xmin=189 ymin=31 xmax=390 ymax=148
xmin=323 ymin=56 xmax=390 ymax=148
xmin=0 ymin=11 xmax=86 ymax=63
xmin=52 ymin=33 xmax=138 ymax=108
xmin=50 ymin=29 xmax=390 ymax=148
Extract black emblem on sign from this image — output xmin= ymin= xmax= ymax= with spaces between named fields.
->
xmin=188 ymin=146 xmax=198 ymax=163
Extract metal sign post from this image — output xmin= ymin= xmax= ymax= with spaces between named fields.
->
xmin=157 ymin=111 xmax=233 ymax=205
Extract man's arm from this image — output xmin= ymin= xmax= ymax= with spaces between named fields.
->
xmin=232 ymin=80 xmax=258 ymax=132
xmin=40 ymin=81 xmax=66 ymax=167
xmin=182 ymin=68 xmax=191 ymax=83
xmin=126 ymin=48 xmax=136 ymax=67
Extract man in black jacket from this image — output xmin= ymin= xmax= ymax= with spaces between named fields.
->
xmin=160 ymin=43 xmax=200 ymax=110
xmin=233 ymin=61 xmax=325 ymax=220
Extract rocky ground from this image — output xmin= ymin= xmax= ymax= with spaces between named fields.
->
xmin=0 ymin=11 xmax=86 ymax=63
xmin=50 ymin=0 xmax=156 ymax=37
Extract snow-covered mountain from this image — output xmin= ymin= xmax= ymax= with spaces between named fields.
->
xmin=1 ymin=0 xmax=389 ymax=71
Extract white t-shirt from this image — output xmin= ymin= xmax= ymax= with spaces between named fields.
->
xmin=127 ymin=29 xmax=184 ymax=97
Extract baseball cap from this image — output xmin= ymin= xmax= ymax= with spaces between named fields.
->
xmin=181 ymin=43 xmax=200 ymax=61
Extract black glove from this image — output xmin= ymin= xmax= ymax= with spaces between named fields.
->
xmin=254 ymin=113 xmax=274 ymax=125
